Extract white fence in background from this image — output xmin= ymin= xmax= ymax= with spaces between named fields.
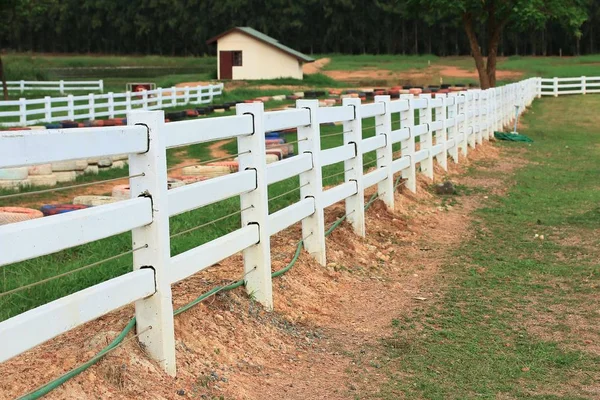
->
xmin=0 ymin=83 xmax=224 ymax=127
xmin=539 ymin=76 xmax=600 ymax=96
xmin=6 ymin=80 xmax=104 ymax=94
xmin=0 ymin=77 xmax=540 ymax=375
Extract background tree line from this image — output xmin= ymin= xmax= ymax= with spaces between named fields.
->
xmin=1 ymin=0 xmax=598 ymax=58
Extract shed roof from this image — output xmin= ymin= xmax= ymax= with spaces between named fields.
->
xmin=207 ymin=27 xmax=314 ymax=63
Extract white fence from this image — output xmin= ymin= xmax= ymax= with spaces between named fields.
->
xmin=539 ymin=76 xmax=600 ymax=96
xmin=0 ymin=77 xmax=540 ymax=375
xmin=0 ymin=83 xmax=224 ymax=127
xmin=6 ymin=80 xmax=104 ymax=94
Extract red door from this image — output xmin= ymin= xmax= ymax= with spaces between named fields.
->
xmin=219 ymin=51 xmax=233 ymax=79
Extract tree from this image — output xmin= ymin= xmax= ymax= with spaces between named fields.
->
xmin=408 ymin=0 xmax=590 ymax=88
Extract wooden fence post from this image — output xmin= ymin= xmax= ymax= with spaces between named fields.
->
xmin=19 ymin=98 xmax=26 ymax=126
xmin=458 ymin=92 xmax=469 ymax=156
xmin=59 ymin=80 xmax=65 ymax=95
xmin=108 ymin=92 xmax=115 ymax=119
xmin=446 ymin=94 xmax=459 ymax=164
xmin=184 ymin=86 xmax=190 ymax=105
xmin=67 ymin=94 xmax=75 ymax=120
xmin=582 ymin=76 xmax=586 ymax=95
xmin=342 ymin=97 xmax=366 ymax=237
xmin=171 ymin=87 xmax=177 ymax=107
xmin=400 ymin=94 xmax=417 ymax=193
xmin=20 ymin=80 xmax=24 ymax=94
xmin=127 ymin=109 xmax=177 ymax=376
xmin=418 ymin=93 xmax=434 ymax=179
xmin=142 ymin=90 xmax=149 ymax=109
xmin=157 ymin=88 xmax=163 ymax=109
xmin=236 ymin=102 xmax=273 ymax=309
xmin=44 ymin=96 xmax=52 ymax=123
xmin=88 ymin=93 xmax=95 ymax=121
xmin=374 ymin=95 xmax=394 ymax=209
xmin=126 ymin=91 xmax=132 ymax=112
xmin=297 ymin=99 xmax=327 ymax=266
xmin=554 ymin=77 xmax=558 ymax=97
xmin=433 ymin=94 xmax=447 ymax=171
xmin=196 ymin=87 xmax=203 ymax=104
xmin=99 ymin=80 xmax=104 ymax=93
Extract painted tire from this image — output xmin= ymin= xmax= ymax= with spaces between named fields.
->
xmin=167 ymin=178 xmax=185 ymax=189
xmin=207 ymin=161 xmax=239 ymax=173
xmin=265 ymin=139 xmax=285 ymax=145
xmin=169 ymin=175 xmax=207 ymax=185
xmin=28 ymin=164 xmax=53 ymax=176
xmin=83 ymin=165 xmax=99 ymax=175
xmin=52 ymin=161 xmax=79 ymax=172
xmin=55 ymin=171 xmax=77 ymax=183
xmin=266 ymin=144 xmax=289 ymax=156
xmin=29 ymin=174 xmax=58 ymax=187
xmin=111 ymin=160 xmax=127 ymax=169
xmin=266 ymin=154 xmax=279 ymax=164
xmin=0 ymin=179 xmax=31 ymax=190
xmin=73 ymin=195 xmax=120 ymax=206
xmin=60 ymin=121 xmax=78 ymax=129
xmin=40 ymin=204 xmax=89 ymax=216
xmin=0 ymin=207 xmax=43 ymax=225
xmin=181 ymin=165 xmax=231 ymax=178
xmin=111 ymin=154 xmax=128 ymax=162
xmin=112 ymin=184 xmax=130 ymax=199
xmin=266 ymin=149 xmax=283 ymax=160
xmin=97 ymin=158 xmax=113 ymax=167
xmin=0 ymin=167 xmax=28 ymax=180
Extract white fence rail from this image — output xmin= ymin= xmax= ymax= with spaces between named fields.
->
xmin=539 ymin=76 xmax=600 ymax=96
xmin=6 ymin=80 xmax=104 ymax=94
xmin=0 ymin=83 xmax=224 ymax=127
xmin=0 ymin=77 xmax=541 ymax=375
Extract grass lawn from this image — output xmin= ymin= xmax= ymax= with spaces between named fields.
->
xmin=360 ymin=95 xmax=600 ymax=398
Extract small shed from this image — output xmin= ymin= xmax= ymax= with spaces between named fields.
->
xmin=207 ymin=27 xmax=314 ymax=80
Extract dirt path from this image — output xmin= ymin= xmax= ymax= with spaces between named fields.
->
xmin=303 ymin=57 xmax=331 ymax=75
xmin=0 ymin=142 xmax=524 ymax=399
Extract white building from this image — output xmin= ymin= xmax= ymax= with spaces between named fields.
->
xmin=207 ymin=27 xmax=314 ymax=80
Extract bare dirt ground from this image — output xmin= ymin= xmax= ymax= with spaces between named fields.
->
xmin=323 ymin=66 xmax=523 ymax=86
xmin=303 ymin=57 xmax=331 ymax=74
xmin=0 ymin=141 xmax=525 ymax=399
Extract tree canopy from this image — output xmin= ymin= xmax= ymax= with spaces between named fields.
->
xmin=0 ymin=0 xmax=596 ymax=58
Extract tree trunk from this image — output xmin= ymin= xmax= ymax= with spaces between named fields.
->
xmin=486 ymin=27 xmax=502 ymax=87
xmin=0 ymin=54 xmax=8 ymax=101
xmin=463 ymin=13 xmax=490 ymax=89
xmin=414 ymin=23 xmax=419 ymax=54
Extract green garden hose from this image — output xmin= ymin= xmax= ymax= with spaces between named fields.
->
xmin=20 ymin=189 xmax=384 ymax=399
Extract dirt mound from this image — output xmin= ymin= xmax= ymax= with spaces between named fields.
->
xmin=0 ymin=142 xmax=522 ymax=400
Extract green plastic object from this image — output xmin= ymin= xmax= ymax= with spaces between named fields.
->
xmin=494 ymin=131 xmax=533 ymax=143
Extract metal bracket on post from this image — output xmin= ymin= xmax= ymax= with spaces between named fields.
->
xmin=127 ymin=110 xmax=177 ymax=377
xmin=236 ymin=102 xmax=273 ymax=310
xmin=297 ymin=99 xmax=326 ymax=266
xmin=374 ymin=95 xmax=394 ymax=209
xmin=342 ymin=97 xmax=366 ymax=237
xmin=400 ymin=94 xmax=416 ymax=193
